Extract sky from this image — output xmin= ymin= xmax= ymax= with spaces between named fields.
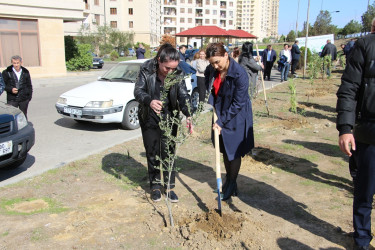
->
xmin=278 ymin=0 xmax=370 ymax=36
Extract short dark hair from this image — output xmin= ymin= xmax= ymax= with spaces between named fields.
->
xmin=284 ymin=43 xmax=289 ymax=47
xmin=295 ymin=40 xmax=299 ymax=43
xmin=155 ymin=43 xmax=180 ymax=63
xmin=205 ymin=43 xmax=227 ymax=59
xmin=241 ymin=42 xmax=254 ymax=57
xmin=179 ymin=45 xmax=187 ymax=51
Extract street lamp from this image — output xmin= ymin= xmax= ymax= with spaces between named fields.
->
xmin=329 ymin=11 xmax=340 ymax=13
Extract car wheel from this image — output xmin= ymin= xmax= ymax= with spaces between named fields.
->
xmin=98 ymin=66 xmax=103 ymax=69
xmin=74 ymin=119 xmax=88 ymax=124
xmin=121 ymin=101 xmax=140 ymax=130
xmin=191 ymin=88 xmax=199 ymax=112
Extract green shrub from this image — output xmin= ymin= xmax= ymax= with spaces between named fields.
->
xmin=110 ymin=50 xmax=119 ymax=61
xmin=64 ymin=36 xmax=78 ymax=62
xmin=66 ymin=43 xmax=92 ymax=71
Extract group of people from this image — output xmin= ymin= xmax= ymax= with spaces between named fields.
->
xmin=0 ymin=55 xmax=33 ymax=118
xmin=134 ymin=42 xmax=254 ymax=202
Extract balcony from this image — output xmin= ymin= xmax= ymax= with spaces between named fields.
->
xmin=164 ymin=0 xmax=177 ymax=6
xmin=164 ymin=7 xmax=177 ymax=16
xmin=195 ymin=20 xmax=203 ymax=26
xmin=164 ymin=27 xmax=176 ymax=34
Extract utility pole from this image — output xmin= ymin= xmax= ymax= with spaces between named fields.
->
xmin=303 ymin=0 xmax=310 ymax=79
xmin=295 ymin=0 xmax=300 ymax=38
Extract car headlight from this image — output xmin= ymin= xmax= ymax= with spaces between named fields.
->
xmin=57 ymin=97 xmax=67 ymax=104
xmin=85 ymin=100 xmax=113 ymax=108
xmin=16 ymin=112 xmax=28 ymax=130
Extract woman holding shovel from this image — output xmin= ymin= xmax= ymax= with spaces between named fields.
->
xmin=205 ymin=43 xmax=255 ymax=201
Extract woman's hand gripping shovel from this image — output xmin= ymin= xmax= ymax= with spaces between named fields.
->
xmin=213 ymin=109 xmax=222 ymax=216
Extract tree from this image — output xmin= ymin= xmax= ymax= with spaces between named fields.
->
xmin=278 ymin=34 xmax=286 ymax=43
xmin=160 ymin=34 xmax=176 ymax=47
xmin=64 ymin=36 xmax=78 ymax=61
xmin=109 ymin=30 xmax=134 ymax=54
xmin=312 ymin=10 xmax=335 ymax=35
xmin=341 ymin=20 xmax=362 ymax=36
xmin=299 ymin=21 xmax=314 ymax=37
xmin=286 ymin=30 xmax=296 ymax=42
xmin=262 ymin=37 xmax=271 ymax=44
xmin=361 ymin=2 xmax=375 ymax=33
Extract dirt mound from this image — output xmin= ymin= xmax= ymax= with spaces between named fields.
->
xmin=6 ymin=199 xmax=49 ymax=213
xmin=178 ymin=209 xmax=243 ymax=240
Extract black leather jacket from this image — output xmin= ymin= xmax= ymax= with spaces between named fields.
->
xmin=2 ymin=65 xmax=33 ymax=102
xmin=134 ymin=59 xmax=191 ymax=124
xmin=336 ymin=33 xmax=375 ymax=145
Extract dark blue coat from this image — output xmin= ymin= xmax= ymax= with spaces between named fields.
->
xmin=261 ymin=49 xmax=277 ymax=64
xmin=205 ymin=58 xmax=254 ymax=161
xmin=291 ymin=43 xmax=301 ymax=61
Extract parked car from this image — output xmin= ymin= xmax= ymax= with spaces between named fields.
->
xmin=128 ymin=48 xmax=136 ymax=57
xmin=55 ymin=59 xmax=197 ymax=130
xmin=0 ymin=102 xmax=35 ymax=169
xmin=252 ymin=49 xmax=263 ymax=58
xmin=91 ymin=53 xmax=104 ymax=69
xmin=184 ymin=49 xmax=199 ymax=63
xmin=120 ymin=51 xmax=125 ymax=57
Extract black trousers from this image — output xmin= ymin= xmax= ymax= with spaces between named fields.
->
xmin=8 ymin=99 xmax=30 ymax=119
xmin=197 ymin=76 xmax=206 ymax=103
xmin=264 ymin=61 xmax=273 ymax=80
xmin=141 ymin=124 xmax=176 ymax=190
xmin=291 ymin=59 xmax=299 ymax=74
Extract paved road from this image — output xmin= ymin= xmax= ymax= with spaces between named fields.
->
xmin=0 ymin=63 xmax=283 ymax=187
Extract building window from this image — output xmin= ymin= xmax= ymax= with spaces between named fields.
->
xmin=180 ymin=8 xmax=185 ymax=13
xmin=188 ymin=18 xmax=192 ymax=23
xmin=213 ymin=19 xmax=217 ymax=24
xmin=188 ymin=0 xmax=192 ymax=3
xmin=229 ymin=1 xmax=233 ymax=7
xmin=180 ymin=18 xmax=185 ymax=23
xmin=180 ymin=0 xmax=185 ymax=3
xmin=229 ymin=20 xmax=233 ymax=25
xmin=213 ymin=10 xmax=217 ymax=15
xmin=129 ymin=21 xmax=133 ymax=28
xmin=206 ymin=0 xmax=210 ymax=4
xmin=94 ymin=0 xmax=99 ymax=5
xmin=95 ymin=14 xmax=100 ymax=25
xmin=0 ymin=18 xmax=40 ymax=67
xmin=110 ymin=21 xmax=117 ymax=28
xmin=188 ymin=8 xmax=192 ymax=13
xmin=129 ymin=8 xmax=133 ymax=15
xmin=213 ymin=0 xmax=217 ymax=5
xmin=110 ymin=8 xmax=117 ymax=15
xmin=205 ymin=9 xmax=210 ymax=14
xmin=205 ymin=19 xmax=210 ymax=24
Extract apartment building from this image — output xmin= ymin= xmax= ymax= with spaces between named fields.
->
xmin=237 ymin=0 xmax=279 ymax=40
xmin=162 ymin=0 xmax=237 ymax=45
xmin=0 ymin=0 xmax=84 ymax=77
xmin=64 ymin=0 xmax=162 ymax=47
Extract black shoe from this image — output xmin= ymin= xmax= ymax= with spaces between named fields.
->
xmin=151 ymin=189 xmax=161 ymax=202
xmin=221 ymin=181 xmax=238 ymax=201
xmin=280 ymin=80 xmax=284 ymax=82
xmin=166 ymin=190 xmax=179 ymax=203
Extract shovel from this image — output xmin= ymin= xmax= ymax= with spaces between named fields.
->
xmin=213 ymin=109 xmax=222 ymax=216
xmin=255 ymin=42 xmax=270 ymax=116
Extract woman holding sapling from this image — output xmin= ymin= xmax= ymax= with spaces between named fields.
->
xmin=134 ymin=43 xmax=192 ymax=203
xmin=205 ymin=43 xmax=255 ymax=201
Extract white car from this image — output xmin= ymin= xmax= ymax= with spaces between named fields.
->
xmin=55 ymin=59 xmax=197 ymax=130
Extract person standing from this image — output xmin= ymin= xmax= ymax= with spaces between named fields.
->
xmin=134 ymin=43 xmax=192 ymax=203
xmin=178 ymin=45 xmax=187 ymax=61
xmin=261 ymin=45 xmax=277 ymax=81
xmin=205 ymin=43 xmax=255 ymax=201
xmin=230 ymin=47 xmax=240 ymax=62
xmin=279 ymin=44 xmax=292 ymax=82
xmin=0 ymin=72 xmax=5 ymax=96
xmin=136 ymin=44 xmax=146 ymax=59
xmin=320 ymin=39 xmax=337 ymax=77
xmin=2 ymin=55 xmax=33 ymax=118
xmin=291 ymin=40 xmax=301 ymax=77
xmin=239 ymin=42 xmax=263 ymax=99
xmin=195 ymin=50 xmax=209 ymax=103
xmin=336 ymin=18 xmax=375 ymax=250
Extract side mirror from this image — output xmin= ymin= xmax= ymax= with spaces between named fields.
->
xmin=97 ymin=76 xmax=102 ymax=80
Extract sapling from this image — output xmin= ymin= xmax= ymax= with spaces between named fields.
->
xmin=288 ymin=79 xmax=297 ymax=114
xmin=156 ymin=71 xmax=205 ymax=227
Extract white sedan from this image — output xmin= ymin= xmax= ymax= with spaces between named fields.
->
xmin=55 ymin=59 xmax=197 ymax=130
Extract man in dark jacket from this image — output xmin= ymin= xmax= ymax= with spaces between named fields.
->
xmin=336 ymin=18 xmax=375 ymax=249
xmin=136 ymin=44 xmax=146 ymax=59
xmin=291 ymin=40 xmax=301 ymax=76
xmin=261 ymin=45 xmax=276 ymax=81
xmin=2 ymin=55 xmax=33 ymax=118
xmin=321 ymin=39 xmax=337 ymax=76
xmin=134 ymin=43 xmax=192 ymax=203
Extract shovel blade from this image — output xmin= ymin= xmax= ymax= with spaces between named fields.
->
xmin=217 ymin=178 xmax=222 ymax=216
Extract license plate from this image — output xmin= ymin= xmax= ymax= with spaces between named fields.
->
xmin=64 ymin=107 xmax=83 ymax=116
xmin=0 ymin=141 xmax=12 ymax=156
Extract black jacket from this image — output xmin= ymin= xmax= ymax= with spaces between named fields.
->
xmin=321 ymin=42 xmax=337 ymax=61
xmin=2 ymin=66 xmax=33 ymax=102
xmin=134 ymin=59 xmax=191 ymax=124
xmin=291 ymin=43 xmax=301 ymax=61
xmin=336 ymin=33 xmax=375 ymax=145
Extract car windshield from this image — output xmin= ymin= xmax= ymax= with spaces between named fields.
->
xmin=100 ymin=63 xmax=141 ymax=82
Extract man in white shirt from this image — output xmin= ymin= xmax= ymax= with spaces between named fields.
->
xmin=279 ymin=44 xmax=292 ymax=82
